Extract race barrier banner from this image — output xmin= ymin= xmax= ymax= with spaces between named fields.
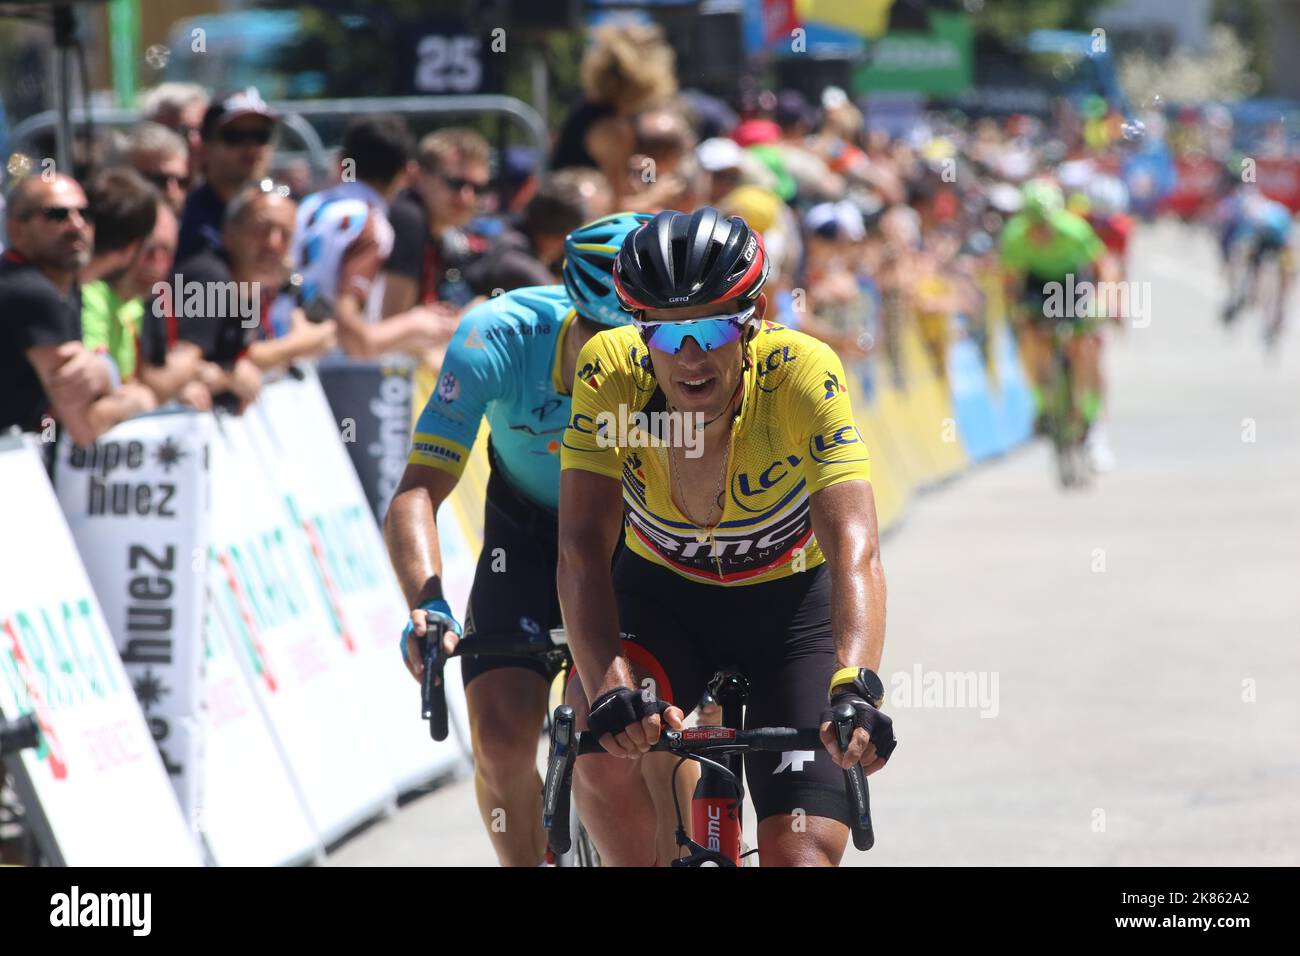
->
xmin=0 ymin=436 xmax=201 ymax=866
xmin=250 ymin=368 xmax=472 ymax=781
xmin=54 ymin=411 xmax=210 ymax=829
xmin=317 ymin=359 xmax=416 ymax=525
xmin=206 ymin=408 xmax=399 ymax=845
xmin=198 ymin=589 xmax=320 ymax=866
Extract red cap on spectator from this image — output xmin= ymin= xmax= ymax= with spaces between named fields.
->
xmin=732 ymin=119 xmax=781 ymax=148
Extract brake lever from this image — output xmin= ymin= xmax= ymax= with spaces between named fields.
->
xmin=834 ymin=701 xmax=875 ymax=851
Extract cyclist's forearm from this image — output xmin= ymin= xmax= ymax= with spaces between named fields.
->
xmin=557 ymin=549 xmax=631 ymax=700
xmin=813 ymin=482 xmax=887 ymax=672
xmin=384 ymin=486 xmax=447 ymax=608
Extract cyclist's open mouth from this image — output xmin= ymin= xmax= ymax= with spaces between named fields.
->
xmin=677 ymin=376 xmax=717 ymax=399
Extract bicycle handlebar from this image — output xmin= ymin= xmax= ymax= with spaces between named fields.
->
xmin=421 ymin=632 xmax=571 ymax=742
xmin=542 ymin=703 xmax=877 ymax=858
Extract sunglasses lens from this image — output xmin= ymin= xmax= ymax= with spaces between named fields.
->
xmin=643 ymin=317 xmax=743 ymax=354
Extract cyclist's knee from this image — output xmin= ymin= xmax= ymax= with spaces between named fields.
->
xmin=756 ymin=814 xmax=847 ymax=867
xmin=574 ymin=750 xmax=644 ymax=804
xmin=468 ymin=675 xmax=546 ymax=779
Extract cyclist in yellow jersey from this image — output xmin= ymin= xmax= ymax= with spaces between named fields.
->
xmin=558 ymin=207 xmax=897 ymax=866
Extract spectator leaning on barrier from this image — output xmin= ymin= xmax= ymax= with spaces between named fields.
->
xmin=0 ymin=174 xmax=148 ymax=447
xmin=176 ymin=88 xmax=276 ymax=262
xmin=79 ymin=169 xmax=162 ymax=407
xmin=80 ymin=168 xmax=159 ymax=287
xmin=139 ymin=81 xmax=209 ymax=180
xmin=165 ymin=183 xmax=298 ymax=413
xmin=383 ymin=127 xmax=491 ymax=317
xmin=109 ymin=122 xmax=191 ymax=214
xmin=294 ymin=114 xmax=445 ymax=363
xmin=117 ymin=201 xmax=214 ymax=411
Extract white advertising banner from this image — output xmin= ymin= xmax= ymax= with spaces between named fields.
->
xmin=251 ymin=370 xmax=472 ymax=780
xmin=0 ymin=437 xmax=201 ymax=865
xmin=54 ymin=411 xmax=210 ymax=826
xmin=206 ymin=412 xmax=395 ymax=844
xmin=198 ymin=596 xmax=320 ymax=866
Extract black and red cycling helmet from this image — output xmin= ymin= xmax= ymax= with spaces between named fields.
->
xmin=612 ymin=207 xmax=770 ymax=312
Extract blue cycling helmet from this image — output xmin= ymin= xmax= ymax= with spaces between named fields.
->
xmin=563 ymin=212 xmax=654 ymax=326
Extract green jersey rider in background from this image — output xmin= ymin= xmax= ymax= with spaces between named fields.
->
xmin=1000 ymin=179 xmax=1119 ymax=461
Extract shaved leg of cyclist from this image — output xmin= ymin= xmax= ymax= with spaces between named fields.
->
xmin=564 ymin=669 xmax=695 ymax=866
xmin=386 ymin=213 xmax=656 ymax=865
xmin=757 ymin=815 xmax=848 ymax=867
xmin=466 ymin=669 xmax=550 ymax=864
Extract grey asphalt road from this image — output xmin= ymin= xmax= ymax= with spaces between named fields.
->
xmin=327 ymin=220 xmax=1300 ymax=866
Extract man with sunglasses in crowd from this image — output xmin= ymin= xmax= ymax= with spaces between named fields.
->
xmin=111 ymin=122 xmax=191 ymax=214
xmin=1 ymin=174 xmax=155 ymax=450
xmin=558 ymin=207 xmax=897 ymax=866
xmin=382 ymin=128 xmax=492 ymax=320
xmin=176 ymin=87 xmax=276 ymax=263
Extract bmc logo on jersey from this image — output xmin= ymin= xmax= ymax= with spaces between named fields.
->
xmin=809 ymin=425 xmax=868 ymax=464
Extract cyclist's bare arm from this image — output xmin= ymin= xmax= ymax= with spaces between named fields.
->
xmin=385 ymin=464 xmax=463 ymax=673
xmin=556 ymin=468 xmax=633 ymax=701
xmin=385 ymin=462 xmax=459 ymax=608
xmin=809 ymin=478 xmax=888 ymax=772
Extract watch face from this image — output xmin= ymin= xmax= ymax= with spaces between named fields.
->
xmin=861 ymin=669 xmax=885 ymax=703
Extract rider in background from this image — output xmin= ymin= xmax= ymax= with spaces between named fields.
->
xmin=1217 ymin=176 xmax=1294 ymax=347
xmin=1000 ymin=179 xmax=1115 ymax=450
xmin=385 ymin=213 xmax=664 ymax=866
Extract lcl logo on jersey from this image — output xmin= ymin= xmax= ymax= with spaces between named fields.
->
xmin=756 ymin=344 xmax=797 ymax=393
xmin=809 ymin=425 xmax=869 ymax=464
xmin=730 ymin=453 xmax=802 ymax=513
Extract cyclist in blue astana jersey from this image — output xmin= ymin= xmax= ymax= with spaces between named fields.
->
xmin=385 ymin=212 xmax=658 ymax=865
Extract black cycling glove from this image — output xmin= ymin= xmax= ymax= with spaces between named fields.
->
xmin=587 ymin=687 xmax=670 ymax=739
xmin=822 ymin=691 xmax=898 ymax=763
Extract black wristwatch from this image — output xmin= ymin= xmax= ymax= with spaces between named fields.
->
xmin=828 ymin=666 xmax=885 ymax=709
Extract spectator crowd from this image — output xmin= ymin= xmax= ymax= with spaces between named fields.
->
xmin=3 ymin=21 xmax=1232 ymax=457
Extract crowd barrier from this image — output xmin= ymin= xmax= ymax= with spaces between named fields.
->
xmin=2 ymin=368 xmax=474 ymax=866
xmin=0 ymin=317 xmax=1034 ymax=865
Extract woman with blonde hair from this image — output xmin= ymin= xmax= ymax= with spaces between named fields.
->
xmin=551 ymin=23 xmax=684 ymax=209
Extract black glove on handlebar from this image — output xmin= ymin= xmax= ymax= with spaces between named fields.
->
xmin=822 ymin=691 xmax=898 ymax=763
xmin=587 ymin=687 xmax=670 ymax=739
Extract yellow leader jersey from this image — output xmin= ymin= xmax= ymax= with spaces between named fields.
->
xmin=561 ymin=321 xmax=871 ymax=586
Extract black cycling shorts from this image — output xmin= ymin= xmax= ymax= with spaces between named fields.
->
xmin=459 ymin=456 xmax=566 ymax=688
xmin=612 ymin=550 xmax=850 ymax=826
